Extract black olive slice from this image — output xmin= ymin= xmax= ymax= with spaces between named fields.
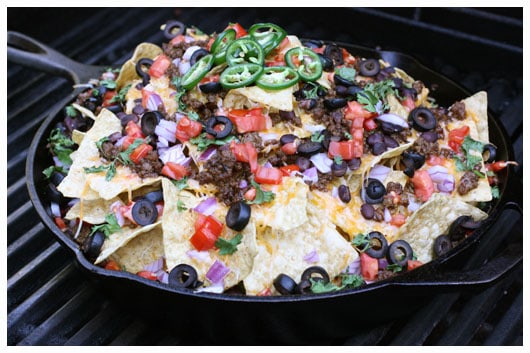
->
xmin=190 ymin=48 xmax=210 ymax=66
xmin=106 ymin=104 xmax=123 ymax=114
xmin=163 ymin=20 xmax=185 ymax=39
xmin=297 ymin=141 xmax=322 ymax=155
xmin=132 ymin=199 xmax=159 ymax=226
xmin=273 ymin=273 xmax=297 ymax=295
xmin=142 ymin=190 xmax=164 ymax=204
xmin=365 ymin=231 xmax=389 ymax=259
xmin=141 ymin=111 xmax=162 ymax=136
xmin=334 ymin=74 xmax=355 ymax=87
xmin=120 ymin=113 xmax=139 ymax=127
xmin=279 ymin=133 xmax=297 ymax=145
xmin=409 ymin=107 xmax=437 ymax=132
xmin=168 ymin=264 xmax=199 ymax=289
xmin=363 ymin=178 xmax=386 ymax=204
xmin=347 ymin=158 xmax=361 ymax=171
xmin=403 ymin=151 xmax=425 ymax=170
xmin=50 ymin=171 xmax=65 ymax=187
xmin=338 ymin=184 xmax=351 ymax=203
xmin=401 ymin=157 xmax=416 ymax=178
xmin=317 ymin=54 xmax=334 ymax=71
xmin=460 ymin=217 xmax=483 ymax=230
xmin=226 ymin=201 xmax=251 ymax=231
xmin=323 ymin=98 xmax=347 ymax=110
xmin=295 ymin=279 xmax=313 ymax=295
xmin=84 ymin=231 xmax=105 ymax=261
xmin=47 ymin=183 xmax=66 ymax=205
xmin=302 ymin=39 xmax=323 ymax=49
xmin=448 ymin=215 xmax=475 ymax=241
xmin=323 ymin=44 xmax=344 ymax=65
xmin=433 ymin=234 xmax=452 ymax=257
xmin=199 ymin=81 xmax=223 ymax=94
xmin=135 ymin=58 xmax=153 ymax=86
xmin=299 ymin=98 xmax=317 ymax=110
xmin=301 ymin=266 xmax=330 ymax=283
xmin=359 ymin=58 xmax=381 ymax=77
xmin=482 ymin=143 xmax=497 ymax=163
xmin=387 ymin=240 xmax=413 ymax=267
xmin=346 ymin=85 xmax=363 ymax=97
xmin=204 ymin=116 xmax=233 ymax=139
xmin=380 ymin=121 xmax=404 ymax=134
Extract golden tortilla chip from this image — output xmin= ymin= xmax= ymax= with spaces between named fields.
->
xmin=224 ymin=85 xmax=295 ymax=112
xmin=72 ymin=103 xmax=97 ymax=120
xmin=71 ymin=129 xmax=85 ymax=145
xmin=65 ymin=197 xmax=121 ymax=224
xmin=463 ymin=91 xmax=489 ymax=143
xmin=397 ymin=193 xmax=488 ymax=263
xmin=115 ymin=43 xmax=163 ymax=90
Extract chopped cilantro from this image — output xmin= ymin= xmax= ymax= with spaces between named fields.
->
xmin=310 ymin=278 xmax=341 ymax=293
xmin=172 ymin=176 xmax=189 ymax=190
xmin=65 ymin=105 xmax=77 ymax=117
xmin=352 ymin=233 xmax=370 ymax=252
xmin=247 ymin=179 xmax=275 ymax=205
xmin=190 ymin=133 xmax=235 ymax=151
xmin=357 ymin=79 xmax=398 ymax=114
xmin=302 ymin=82 xmax=321 ymax=99
xmin=340 ymin=273 xmax=365 ymax=288
xmin=344 ymin=131 xmax=352 ymax=140
xmin=335 ymin=67 xmax=357 ymax=81
xmin=90 ymin=213 xmax=121 ymax=237
xmin=386 ymin=263 xmax=403 ymax=273
xmin=187 ymin=110 xmax=200 ymax=121
xmin=96 ymin=136 xmax=109 ymax=150
xmin=309 ymin=273 xmax=365 ymax=294
xmin=215 ymin=233 xmax=243 ymax=255
xmin=42 ymin=165 xmax=67 ymax=179
xmin=454 ymin=135 xmax=485 ymax=176
xmin=491 ymin=185 xmax=500 ymax=199
xmin=100 ymin=79 xmax=117 ymax=90
xmin=110 ymin=83 xmax=131 ymax=104
xmin=117 ymin=138 xmax=147 ymax=165
xmin=310 ymin=130 xmax=325 ymax=143
xmin=48 ymin=128 xmax=76 ymax=166
xmin=177 ymin=199 xmax=188 ymax=212
xmin=333 ymin=156 xmax=343 ymax=165
xmin=84 ymin=163 xmax=116 ymax=181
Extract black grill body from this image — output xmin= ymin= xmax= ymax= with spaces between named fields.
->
xmin=7 ymin=7 xmax=522 ymax=345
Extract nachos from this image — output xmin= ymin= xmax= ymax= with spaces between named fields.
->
xmin=43 ymin=21 xmax=512 ymax=296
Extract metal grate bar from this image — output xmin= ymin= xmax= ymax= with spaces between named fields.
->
xmin=7 ymin=222 xmax=49 ymax=276
xmin=483 ymin=289 xmax=523 ymax=345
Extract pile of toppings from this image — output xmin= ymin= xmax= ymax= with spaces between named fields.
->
xmin=43 ymin=21 xmax=514 ymax=296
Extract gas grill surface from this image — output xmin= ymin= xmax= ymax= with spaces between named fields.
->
xmin=7 ymin=7 xmax=523 ymax=345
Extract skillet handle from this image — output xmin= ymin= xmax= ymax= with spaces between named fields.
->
xmin=7 ymin=31 xmax=101 ymax=84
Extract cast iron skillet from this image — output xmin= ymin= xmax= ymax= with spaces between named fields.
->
xmin=10 ymin=31 xmax=522 ymax=344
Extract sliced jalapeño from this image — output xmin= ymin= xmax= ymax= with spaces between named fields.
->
xmin=219 ymin=63 xmax=264 ymax=89
xmin=225 ymin=38 xmax=264 ymax=66
xmin=284 ymin=47 xmax=323 ymax=82
xmin=255 ymin=66 xmax=299 ymax=90
xmin=248 ymin=23 xmax=287 ymax=55
xmin=211 ymin=28 xmax=237 ymax=65
xmin=180 ymin=54 xmax=214 ymax=90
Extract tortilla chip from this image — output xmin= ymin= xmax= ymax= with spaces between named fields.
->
xmin=397 ymin=193 xmax=488 ymax=263
xmin=115 ymin=43 xmax=163 ymax=90
xmin=65 ymin=197 xmax=121 ymax=224
xmin=88 ymin=173 xmax=161 ymax=201
xmin=110 ymin=225 xmax=165 ymax=274
xmin=72 ymin=103 xmax=97 ymax=120
xmin=71 ymin=129 xmax=85 ymax=145
xmin=462 ymin=91 xmax=489 ymax=143
xmin=387 ymin=94 xmax=410 ymax=120
xmin=95 ymin=221 xmax=162 ymax=264
xmin=224 ymin=85 xmax=295 ymax=112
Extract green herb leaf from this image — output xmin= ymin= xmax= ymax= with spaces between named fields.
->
xmin=48 ymin=128 xmax=76 ymax=166
xmin=177 ymin=199 xmax=188 ymax=212
xmin=309 ymin=279 xmax=341 ymax=293
xmin=117 ymin=138 xmax=147 ymax=165
xmin=310 ymin=130 xmax=325 ymax=143
xmin=172 ymin=176 xmax=189 ymax=190
xmin=65 ymin=105 xmax=77 ymax=117
xmin=96 ymin=136 xmax=109 ymax=150
xmin=90 ymin=213 xmax=121 ymax=237
xmin=333 ymin=156 xmax=343 ymax=165
xmin=352 ymin=233 xmax=370 ymax=252
xmin=187 ymin=110 xmax=200 ymax=121
xmin=491 ymin=185 xmax=500 ymax=199
xmin=386 ymin=263 xmax=403 ymax=273
xmin=84 ymin=162 xmax=116 ymax=181
xmin=42 ymin=165 xmax=67 ymax=179
xmin=190 ymin=133 xmax=235 ymax=151
xmin=454 ymin=135 xmax=486 ymax=176
xmin=100 ymin=79 xmax=117 ymax=90
xmin=340 ymin=273 xmax=365 ymax=288
xmin=247 ymin=179 xmax=275 ymax=205
xmin=302 ymin=82 xmax=321 ymax=99
xmin=215 ymin=233 xmax=243 ymax=255
xmin=110 ymin=83 xmax=131 ymax=104
xmin=335 ymin=67 xmax=356 ymax=81
xmin=357 ymin=79 xmax=397 ymax=113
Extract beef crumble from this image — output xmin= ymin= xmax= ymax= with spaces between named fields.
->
xmin=457 ymin=171 xmax=479 ymax=195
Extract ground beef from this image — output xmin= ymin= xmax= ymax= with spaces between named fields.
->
xmin=240 ymin=132 xmax=263 ymax=150
xmin=129 ymin=150 xmax=163 ymax=179
xmin=449 ymin=101 xmax=467 ymax=120
xmin=439 ymin=148 xmax=455 ymax=159
xmin=309 ymin=172 xmax=333 ymax=192
xmin=196 ymin=145 xmax=251 ymax=205
xmin=373 ymin=206 xmax=385 ymax=222
xmin=310 ymin=101 xmax=351 ymax=138
xmin=377 ymin=270 xmax=396 ymax=281
xmin=99 ymin=141 xmax=120 ymax=161
xmin=432 ymin=107 xmax=450 ymax=124
xmin=386 ymin=182 xmax=403 ymax=194
xmin=457 ymin=171 xmax=479 ymax=195
xmin=411 ymin=135 xmax=439 ymax=157
xmin=163 ymin=39 xmax=209 ymax=61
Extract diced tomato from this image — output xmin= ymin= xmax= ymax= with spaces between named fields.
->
xmin=199 ymin=74 xmax=220 ymax=84
xmin=279 ymin=164 xmax=300 ymax=176
xmin=360 ymin=252 xmax=379 ymax=281
xmin=170 ymin=34 xmax=187 ymax=45
xmin=227 ymin=108 xmax=269 ymax=133
xmin=194 ymin=214 xmax=224 ymax=236
xmin=427 ymin=155 xmax=444 ymax=166
xmin=120 ymin=136 xmax=135 ymax=150
xmin=390 ymin=213 xmax=407 ymax=227
xmin=148 ymin=54 xmax=171 ymax=79
xmin=254 ymin=166 xmax=283 ymax=185
xmin=280 ymin=142 xmax=298 ymax=155
xmin=342 ymin=48 xmax=356 ymax=65
xmin=363 ymin=118 xmax=377 ymax=131
xmin=129 ymin=143 xmax=153 ymax=164
xmin=206 ymin=37 xmax=215 ymax=51
xmin=328 ymin=140 xmax=358 ymax=160
xmin=257 ymin=288 xmax=272 ymax=296
xmin=136 ymin=270 xmax=158 ymax=281
xmin=125 ymin=120 xmax=144 ymax=138
xmin=401 ymin=96 xmax=416 ymax=111
xmin=448 ymin=125 xmax=470 ymax=152
xmin=410 ymin=169 xmax=434 ymax=202
xmin=54 ymin=217 xmax=67 ymax=231
xmin=161 ymin=162 xmax=189 ymax=180
xmin=344 ymin=101 xmax=375 ymax=120
xmin=141 ymin=88 xmax=153 ymax=109
xmin=190 ymin=227 xmax=219 ymax=251
xmin=230 ymin=141 xmax=258 ymax=173
xmin=102 ymin=90 xmax=117 ymax=107
xmin=104 ymin=259 xmax=121 ymax=271
xmin=175 ymin=116 xmax=203 ymax=142
xmin=225 ymin=22 xmax=247 ymax=38
xmin=407 ymin=260 xmax=423 ymax=271
xmin=244 ymin=188 xmax=256 ymax=201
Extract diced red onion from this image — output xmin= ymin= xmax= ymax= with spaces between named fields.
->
xmin=183 ymin=45 xmax=202 ymax=61
xmin=303 ymin=249 xmax=319 ymax=264
xmin=346 ymin=257 xmax=361 ymax=274
xmin=178 ymin=60 xmax=191 ymax=75
xmin=144 ymin=257 xmax=164 ymax=273
xmin=428 ymin=166 xmax=455 ymax=193
xmin=384 ymin=207 xmax=392 ymax=222
xmin=199 ymin=147 xmax=217 ymax=161
xmin=155 ymin=120 xmax=177 ymax=144
xmin=156 ymin=270 xmax=169 ymax=284
xmin=194 ymin=197 xmax=219 ymax=216
xmin=159 ymin=144 xmax=190 ymax=166
xmin=378 ymin=258 xmax=389 ymax=269
xmin=110 ymin=201 xmax=126 ymax=227
xmin=310 ymin=153 xmax=333 ymax=173
xmin=172 ymin=57 xmax=181 ymax=67
xmin=186 ymin=250 xmax=211 ymax=263
xmin=146 ymin=93 xmax=164 ymax=111
xmin=175 ymin=112 xmax=186 ymax=122
xmin=369 ymin=164 xmax=391 ymax=182
xmin=115 ymin=135 xmax=127 ymax=148
xmin=375 ymin=113 xmax=409 ymax=129
xmin=157 ymin=136 xmax=169 ymax=149
xmin=239 ymin=179 xmax=248 ymax=189
xmin=206 ymin=260 xmax=230 ymax=283
xmin=263 ymin=161 xmax=273 ymax=169
xmin=50 ymin=202 xmax=61 ymax=218
xmin=302 ymin=167 xmax=318 ymax=184
xmin=437 ymin=176 xmax=455 ymax=193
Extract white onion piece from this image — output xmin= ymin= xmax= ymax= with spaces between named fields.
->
xmin=310 ymin=153 xmax=333 ymax=173
xmin=172 ymin=57 xmax=181 ymax=66
xmin=376 ymin=113 xmax=409 ymax=129
xmin=384 ymin=207 xmax=392 ymax=222
xmin=331 ymin=186 xmax=339 ymax=198
xmin=428 ymin=166 xmax=455 ymax=193
xmin=50 ymin=202 xmax=61 ymax=218
xmin=156 ymin=136 xmax=170 ymax=149
xmin=110 ymin=201 xmax=125 ymax=227
xmin=186 ymin=250 xmax=211 ymax=263
xmin=258 ymin=132 xmax=279 ymax=142
xmin=178 ymin=60 xmax=191 ymax=75
xmin=146 ymin=93 xmax=164 ymax=111
xmin=206 ymin=260 xmax=230 ymax=283
xmin=194 ymin=197 xmax=219 ymax=216
xmin=183 ymin=45 xmax=202 ymax=61
xmin=302 ymin=167 xmax=318 ymax=184
xmin=437 ymin=176 xmax=455 ymax=193
xmin=144 ymin=257 xmax=164 ymax=273
xmin=303 ymin=249 xmax=319 ymax=264
xmin=369 ymin=164 xmax=391 ymax=182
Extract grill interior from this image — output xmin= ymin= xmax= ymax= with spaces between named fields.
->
xmin=7 ymin=7 xmax=522 ymax=345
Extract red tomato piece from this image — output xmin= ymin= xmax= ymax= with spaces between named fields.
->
xmin=54 ymin=217 xmax=67 ymax=231
xmin=190 ymin=227 xmax=219 ymax=251
xmin=344 ymin=101 xmax=375 ymax=120
xmin=328 ymin=140 xmax=357 ymax=160
xmin=194 ymin=214 xmax=224 ymax=236
xmin=129 ymin=143 xmax=153 ymax=164
xmin=254 ymin=166 xmax=283 ymax=185
xmin=410 ymin=169 xmax=434 ymax=202
xmin=176 ymin=116 xmax=203 ymax=142
xmin=244 ymin=188 xmax=256 ymax=201
xmin=137 ymin=270 xmax=158 ymax=281
xmin=360 ymin=252 xmax=379 ymax=281
xmin=228 ymin=108 xmax=269 ymax=133
xmin=427 ymin=155 xmax=444 ymax=166
xmin=121 ymin=136 xmax=137 ymax=151
xmin=280 ymin=142 xmax=298 ymax=155
xmin=448 ymin=125 xmax=470 ymax=152
xmin=363 ymin=118 xmax=377 ymax=131
xmin=161 ymin=162 xmax=189 ymax=180
xmin=148 ymin=54 xmax=171 ymax=79
xmin=279 ymin=164 xmax=300 ymax=176
xmin=225 ymin=22 xmax=247 ymax=38
xmin=102 ymin=90 xmax=117 ymax=107
xmin=390 ymin=213 xmax=407 ymax=227
xmin=125 ymin=120 xmax=145 ymax=138
xmin=170 ymin=34 xmax=186 ymax=45
xmin=407 ymin=260 xmax=423 ymax=271
xmin=200 ymin=74 xmax=220 ymax=84
xmin=104 ymin=259 xmax=121 ymax=271
xmin=230 ymin=141 xmax=258 ymax=173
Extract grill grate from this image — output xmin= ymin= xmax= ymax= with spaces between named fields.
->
xmin=7 ymin=7 xmax=522 ymax=345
